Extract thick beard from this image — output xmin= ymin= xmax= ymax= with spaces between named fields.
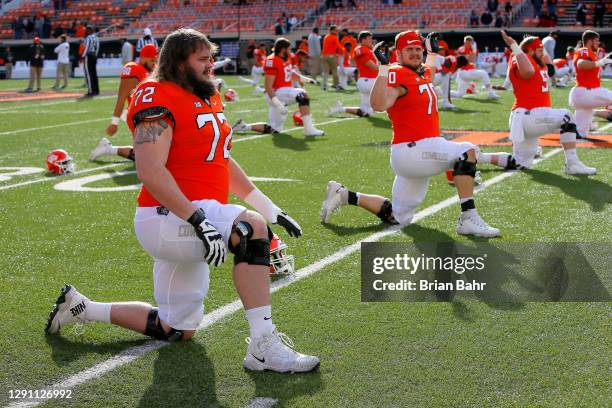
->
xmin=532 ymin=54 xmax=545 ymax=67
xmin=185 ymin=66 xmax=216 ymax=100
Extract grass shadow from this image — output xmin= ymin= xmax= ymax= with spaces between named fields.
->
xmin=246 ymin=367 xmax=323 ymax=408
xmin=524 ymin=168 xmax=612 ymax=212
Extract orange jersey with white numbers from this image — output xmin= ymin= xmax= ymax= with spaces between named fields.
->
xmin=254 ymin=48 xmax=266 ymax=67
xmin=509 ymin=55 xmax=551 ymax=110
xmin=127 ymin=80 xmax=233 ymax=207
xmin=387 ymin=64 xmax=439 ymax=144
xmin=354 ymin=45 xmax=378 ymax=78
xmin=121 ymin=62 xmax=150 ymax=103
xmin=264 ymin=54 xmax=292 ymax=90
xmin=574 ymin=47 xmax=600 ymax=88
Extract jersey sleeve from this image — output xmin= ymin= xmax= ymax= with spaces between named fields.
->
xmin=387 ymin=65 xmax=412 ymax=88
xmin=127 ymin=82 xmax=176 ymax=132
xmin=264 ymin=58 xmax=277 ymax=76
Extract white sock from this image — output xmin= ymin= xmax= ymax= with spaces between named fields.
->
xmin=302 ymin=114 xmax=315 ymax=131
xmin=479 ymin=152 xmax=510 ymax=167
xmin=245 ymin=305 xmax=273 ymax=338
xmin=85 ymin=301 xmax=112 ymax=323
xmin=564 ymin=148 xmax=578 ymax=164
xmin=245 ymin=124 xmax=253 ymax=131
xmin=109 ymin=146 xmax=118 ymax=155
xmin=460 ymin=197 xmax=474 ymax=204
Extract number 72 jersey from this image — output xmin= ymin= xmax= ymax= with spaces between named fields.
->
xmin=127 ymin=79 xmax=233 ymax=207
xmin=386 ymin=64 xmax=440 ymax=144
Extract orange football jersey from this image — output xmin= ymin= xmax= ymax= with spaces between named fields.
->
xmin=460 ymin=62 xmax=475 ymax=71
xmin=387 ymin=64 xmax=440 ymax=144
xmin=120 ymin=62 xmax=150 ymax=83
xmin=553 ymin=58 xmax=567 ymax=69
xmin=574 ymin=47 xmax=600 ymax=88
xmin=441 ymin=56 xmax=458 ymax=74
xmin=340 ymin=48 xmax=352 ymax=68
xmin=264 ymin=55 xmax=292 ymax=90
xmin=509 ymin=54 xmax=551 ymax=110
xmin=127 ymin=80 xmax=233 ymax=207
xmin=354 ymin=45 xmax=378 ymax=78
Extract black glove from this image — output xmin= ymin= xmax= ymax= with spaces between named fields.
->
xmin=425 ymin=32 xmax=441 ymax=54
xmin=373 ymin=41 xmax=389 ymax=65
xmin=187 ymin=208 xmax=227 ymax=267
xmin=276 ymin=212 xmax=302 ymax=238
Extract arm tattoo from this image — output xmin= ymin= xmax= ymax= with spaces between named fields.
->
xmin=134 ymin=120 xmax=169 ymax=144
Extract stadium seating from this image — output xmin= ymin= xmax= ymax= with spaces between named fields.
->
xmin=0 ymin=0 xmax=160 ymax=39
xmin=111 ymin=0 xmax=321 ymax=37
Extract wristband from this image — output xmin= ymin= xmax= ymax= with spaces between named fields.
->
xmin=244 ymin=188 xmax=279 ymax=222
xmin=111 ymin=116 xmax=120 ymax=125
xmin=378 ymin=65 xmax=389 ymax=77
xmin=510 ymin=43 xmax=523 ymax=56
xmin=187 ymin=208 xmax=206 ymax=227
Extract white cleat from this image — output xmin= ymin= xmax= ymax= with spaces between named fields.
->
xmin=243 ymin=327 xmax=320 ymax=373
xmin=328 ymin=100 xmax=344 ymax=116
xmin=304 ymin=128 xmax=325 ymax=136
xmin=90 ymin=137 xmax=113 ymax=161
xmin=487 ymin=92 xmax=500 ymax=100
xmin=320 ymin=180 xmax=345 ymax=223
xmin=232 ymin=119 xmax=249 ymax=134
xmin=534 ymin=145 xmax=543 ymax=158
xmin=441 ymin=101 xmax=456 ymax=110
xmin=45 ymin=284 xmax=90 ymax=334
xmin=565 ymin=161 xmax=597 ymax=176
xmin=253 ymin=86 xmax=265 ymax=95
xmin=456 ymin=210 xmax=500 ymax=238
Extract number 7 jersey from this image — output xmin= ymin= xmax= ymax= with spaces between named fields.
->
xmin=386 ymin=64 xmax=440 ymax=144
xmin=127 ymin=80 xmax=233 ymax=207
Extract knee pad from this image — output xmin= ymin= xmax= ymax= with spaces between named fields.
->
xmin=356 ymin=108 xmax=368 ymax=117
xmin=144 ymin=308 xmax=184 ymax=342
xmin=229 ymin=221 xmax=271 ymax=266
xmin=376 ymin=199 xmax=398 ymax=224
xmin=262 ymin=124 xmax=276 ymax=134
xmin=295 ymin=92 xmax=310 ymax=107
xmin=453 ymin=153 xmax=477 ymax=177
xmin=127 ymin=148 xmax=135 ymax=161
xmin=560 ymin=121 xmax=580 ymax=142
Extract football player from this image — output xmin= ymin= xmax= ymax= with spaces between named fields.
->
xmin=239 ymin=42 xmax=266 ymax=95
xmin=232 ymin=37 xmax=324 ymax=136
xmin=90 ymin=44 xmax=157 ymax=162
xmin=336 ymin=42 xmax=356 ymax=90
xmin=569 ymin=30 xmax=612 ymax=138
xmin=46 ymin=29 xmax=320 ymax=374
xmin=321 ymin=31 xmax=499 ymax=237
xmin=479 ymin=32 xmax=596 ymax=175
xmin=451 ymin=55 xmax=500 ymax=100
xmin=329 ymin=31 xmax=378 ymax=118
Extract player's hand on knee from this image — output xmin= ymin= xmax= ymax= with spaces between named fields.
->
xmin=188 ymin=208 xmax=227 ymax=266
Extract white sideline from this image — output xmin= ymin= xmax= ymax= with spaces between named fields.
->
xmin=4 ymin=148 xmax=563 ymax=408
xmin=0 ymin=96 xmax=115 ymax=113
xmin=0 ymin=117 xmax=356 ymax=192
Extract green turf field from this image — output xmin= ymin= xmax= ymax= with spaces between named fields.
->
xmin=0 ymin=75 xmax=610 ymax=408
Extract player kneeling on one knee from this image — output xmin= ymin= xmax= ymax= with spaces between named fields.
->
xmin=320 ymin=31 xmax=499 ymax=238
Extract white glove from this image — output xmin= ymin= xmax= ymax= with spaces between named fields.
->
xmin=187 ymin=208 xmax=227 ymax=266
xmin=595 ymin=58 xmax=612 ymax=67
xmin=244 ymin=189 xmax=302 ymax=237
xmin=271 ymin=96 xmax=288 ymax=115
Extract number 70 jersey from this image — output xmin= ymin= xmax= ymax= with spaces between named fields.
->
xmin=127 ymin=80 xmax=233 ymax=207
xmin=386 ymin=64 xmax=440 ymax=144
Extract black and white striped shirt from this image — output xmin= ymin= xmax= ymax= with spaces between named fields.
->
xmin=136 ymin=36 xmax=158 ymax=53
xmin=83 ymin=33 xmax=99 ymax=57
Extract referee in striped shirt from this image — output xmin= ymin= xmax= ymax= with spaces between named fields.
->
xmin=136 ymin=28 xmax=158 ymax=57
xmin=83 ymin=26 xmax=100 ymax=97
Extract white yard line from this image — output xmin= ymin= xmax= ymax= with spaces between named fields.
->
xmin=0 ymin=118 xmax=109 ymax=136
xmin=3 ymin=148 xmax=563 ymax=408
xmin=0 ymin=117 xmax=357 ymax=192
xmin=0 ymin=96 xmax=114 ymax=112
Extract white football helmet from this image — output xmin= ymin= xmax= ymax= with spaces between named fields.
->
xmin=269 ymin=233 xmax=294 ymax=275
